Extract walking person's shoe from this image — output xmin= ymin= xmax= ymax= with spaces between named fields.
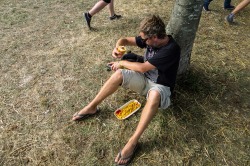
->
xmin=203 ymin=6 xmax=210 ymax=11
xmin=224 ymin=5 xmax=235 ymax=10
xmin=84 ymin=13 xmax=91 ymax=30
xmin=110 ymin=14 xmax=122 ymax=20
xmin=225 ymin=13 xmax=234 ymax=24
xmin=203 ymin=4 xmax=211 ymax=11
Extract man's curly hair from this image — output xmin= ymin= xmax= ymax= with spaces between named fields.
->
xmin=139 ymin=15 xmax=166 ymax=39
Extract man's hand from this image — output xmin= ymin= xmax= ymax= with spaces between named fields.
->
xmin=107 ymin=61 xmax=123 ymax=71
xmin=112 ymin=47 xmax=124 ymax=58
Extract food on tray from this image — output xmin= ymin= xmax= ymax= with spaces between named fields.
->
xmin=114 ymin=100 xmax=141 ymax=120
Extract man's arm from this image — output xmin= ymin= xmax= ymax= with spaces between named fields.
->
xmin=109 ymin=60 xmax=156 ymax=73
xmin=119 ymin=60 xmax=155 ymax=73
xmin=112 ymin=37 xmax=137 ymax=58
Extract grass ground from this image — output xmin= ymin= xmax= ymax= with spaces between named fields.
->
xmin=0 ymin=0 xmax=249 ymax=165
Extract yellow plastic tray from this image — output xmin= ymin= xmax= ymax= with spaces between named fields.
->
xmin=114 ymin=99 xmax=141 ymax=120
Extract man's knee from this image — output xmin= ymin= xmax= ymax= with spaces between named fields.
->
xmin=111 ymin=70 xmax=123 ymax=84
xmin=103 ymin=0 xmax=111 ymax=3
xmin=147 ymin=90 xmax=161 ymax=105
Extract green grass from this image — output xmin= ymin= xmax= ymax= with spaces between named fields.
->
xmin=0 ymin=0 xmax=249 ymax=165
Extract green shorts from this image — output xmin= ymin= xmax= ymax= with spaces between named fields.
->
xmin=120 ymin=69 xmax=171 ymax=109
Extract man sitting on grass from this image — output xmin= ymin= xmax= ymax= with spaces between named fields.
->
xmin=72 ymin=15 xmax=181 ymax=165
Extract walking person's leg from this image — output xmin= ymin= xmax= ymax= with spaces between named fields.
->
xmin=203 ymin=0 xmax=213 ymax=11
xmin=84 ymin=0 xmax=121 ymax=29
xmin=88 ymin=0 xmax=109 ymax=16
xmin=108 ymin=0 xmax=115 ymax=17
xmin=224 ymin=0 xmax=235 ymax=10
xmin=225 ymin=0 xmax=250 ymax=23
xmin=231 ymin=0 xmax=250 ymax=15
xmin=84 ymin=0 xmax=109 ymax=29
xmin=108 ymin=0 xmax=122 ymax=20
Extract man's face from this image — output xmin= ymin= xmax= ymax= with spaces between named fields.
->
xmin=139 ymin=32 xmax=150 ymax=45
xmin=139 ymin=32 xmax=156 ymax=47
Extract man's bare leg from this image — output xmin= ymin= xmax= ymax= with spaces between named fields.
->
xmin=72 ymin=70 xmax=123 ymax=120
xmin=115 ymin=90 xmax=161 ymax=165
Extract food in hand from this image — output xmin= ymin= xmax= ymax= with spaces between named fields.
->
xmin=117 ymin=46 xmax=126 ymax=55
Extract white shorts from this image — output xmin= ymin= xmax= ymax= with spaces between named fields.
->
xmin=120 ymin=69 xmax=171 ymax=109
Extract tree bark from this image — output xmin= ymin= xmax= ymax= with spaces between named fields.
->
xmin=166 ymin=0 xmax=203 ymax=74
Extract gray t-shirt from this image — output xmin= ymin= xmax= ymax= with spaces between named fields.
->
xmin=143 ymin=48 xmax=158 ymax=82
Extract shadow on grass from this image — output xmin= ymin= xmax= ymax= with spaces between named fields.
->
xmin=139 ymin=66 xmax=248 ymax=163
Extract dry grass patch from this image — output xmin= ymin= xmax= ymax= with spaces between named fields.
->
xmin=0 ymin=0 xmax=249 ymax=165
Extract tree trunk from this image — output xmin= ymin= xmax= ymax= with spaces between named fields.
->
xmin=166 ymin=0 xmax=203 ymax=74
